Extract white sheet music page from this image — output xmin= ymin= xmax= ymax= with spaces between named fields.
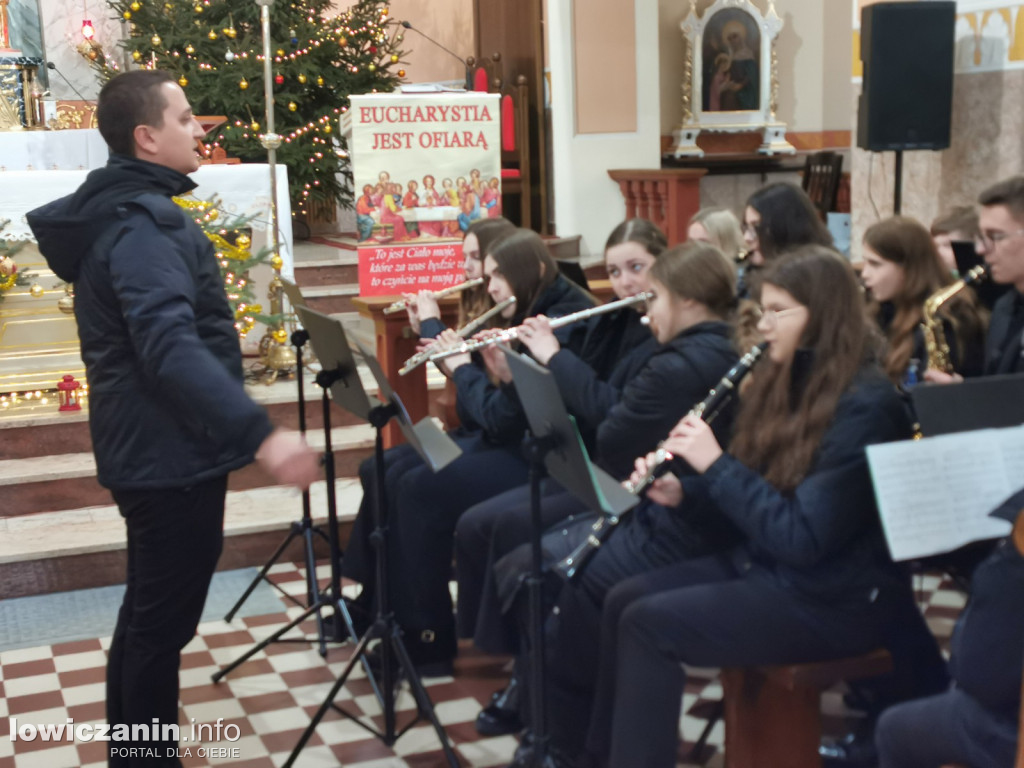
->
xmin=866 ymin=425 xmax=1022 ymax=561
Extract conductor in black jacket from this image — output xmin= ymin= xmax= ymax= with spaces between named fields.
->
xmin=26 ymin=71 xmax=320 ymax=767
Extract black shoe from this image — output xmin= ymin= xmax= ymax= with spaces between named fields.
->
xmin=508 ymin=731 xmax=593 ymax=768
xmin=476 ymin=677 xmax=523 ymax=736
xmin=820 ymin=729 xmax=879 ymax=768
xmin=362 ymin=643 xmax=454 ymax=679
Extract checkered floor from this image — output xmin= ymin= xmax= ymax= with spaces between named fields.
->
xmin=0 ymin=563 xmax=965 ymax=768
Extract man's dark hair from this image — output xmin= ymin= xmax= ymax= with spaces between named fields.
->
xmin=97 ymin=70 xmax=175 ymax=156
xmin=978 ymin=176 xmax=1024 ymax=223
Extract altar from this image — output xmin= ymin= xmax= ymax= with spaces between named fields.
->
xmin=0 ymin=159 xmax=294 ymax=392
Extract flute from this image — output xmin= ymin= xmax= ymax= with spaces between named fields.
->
xmin=381 ymin=277 xmax=485 ymax=315
xmin=398 ymin=297 xmax=516 ymax=376
xmin=426 ymin=291 xmax=653 ymax=364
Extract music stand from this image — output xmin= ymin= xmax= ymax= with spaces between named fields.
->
xmin=281 ymin=306 xmax=462 ymax=768
xmin=221 ymin=278 xmax=339 ymax=655
xmin=911 ymin=373 xmax=1024 ymax=437
xmin=212 ymin=298 xmax=383 ymax=699
xmin=502 ymin=346 xmax=638 ymax=768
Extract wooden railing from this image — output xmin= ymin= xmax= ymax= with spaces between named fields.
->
xmin=607 ymin=168 xmax=707 ymax=245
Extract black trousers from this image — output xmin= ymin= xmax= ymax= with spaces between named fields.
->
xmin=107 ymin=475 xmax=227 ymax=768
xmin=543 ymin=506 xmax=734 ymax=753
xmin=875 ymin=688 xmax=1018 ymax=768
xmin=591 ymin=559 xmax=946 ymax=768
xmin=455 ymin=482 xmax=587 ymax=645
xmin=343 ymin=432 xmax=530 ymax=662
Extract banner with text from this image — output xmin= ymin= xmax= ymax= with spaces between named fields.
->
xmin=348 ymin=92 xmax=502 ymax=296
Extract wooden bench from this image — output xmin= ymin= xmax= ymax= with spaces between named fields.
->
xmin=721 ymin=649 xmax=893 ymax=768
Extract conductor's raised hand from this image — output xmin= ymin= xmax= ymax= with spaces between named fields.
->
xmin=256 ymin=428 xmax=321 ymax=490
xmin=518 ymin=316 xmax=560 ymax=365
xmin=664 ymin=414 xmax=722 ymax=474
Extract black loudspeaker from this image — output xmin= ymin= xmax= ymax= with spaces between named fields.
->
xmin=857 ymin=1 xmax=956 ymax=152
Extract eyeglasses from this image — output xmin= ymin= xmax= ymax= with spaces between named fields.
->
xmin=742 ymin=222 xmax=760 ymax=238
xmin=976 ymin=228 xmax=1024 ymax=249
xmin=756 ymin=306 xmax=804 ymax=328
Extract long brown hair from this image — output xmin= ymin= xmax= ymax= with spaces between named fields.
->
xmin=864 ymin=216 xmax=983 ymax=382
xmin=460 ymin=217 xmax=515 ymax=326
xmin=730 ymin=246 xmax=878 ymax=492
xmin=486 ymin=229 xmax=559 ymax=324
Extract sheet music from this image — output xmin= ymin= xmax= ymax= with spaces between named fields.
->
xmin=867 ymin=425 xmax=1022 ymax=560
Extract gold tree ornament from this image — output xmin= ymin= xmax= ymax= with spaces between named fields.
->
xmin=239 ymin=77 xmax=249 ymax=89
xmin=29 ymin=284 xmax=43 ymax=298
xmin=57 ymin=284 xmax=75 ymax=315
xmin=130 ymin=1 xmax=141 ymax=10
xmin=150 ymin=33 xmax=161 ymax=46
xmin=178 ymin=75 xmax=188 ymax=86
xmin=297 ymin=73 xmax=307 ymax=83
xmin=185 ymin=43 xmax=195 ymax=53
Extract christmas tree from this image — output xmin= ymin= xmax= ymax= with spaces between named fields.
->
xmin=94 ymin=0 xmax=406 ymax=218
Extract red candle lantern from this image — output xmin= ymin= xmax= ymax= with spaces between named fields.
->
xmin=57 ymin=375 xmax=82 ymax=412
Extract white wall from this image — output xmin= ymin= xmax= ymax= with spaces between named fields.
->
xmin=546 ymin=0 xmax=662 ymax=262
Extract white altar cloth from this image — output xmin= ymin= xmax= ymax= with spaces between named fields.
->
xmin=0 ymin=163 xmax=293 ymax=277
xmin=0 ymin=129 xmax=110 ymax=171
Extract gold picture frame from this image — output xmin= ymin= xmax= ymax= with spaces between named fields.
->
xmin=671 ymin=0 xmax=794 ymax=157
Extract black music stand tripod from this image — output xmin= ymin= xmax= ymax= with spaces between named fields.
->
xmin=502 ymin=347 xmax=638 ymax=768
xmin=212 ymin=302 xmax=381 ymax=701
xmin=222 ymin=324 xmax=344 ymax=656
xmin=279 ymin=307 xmax=463 ymax=768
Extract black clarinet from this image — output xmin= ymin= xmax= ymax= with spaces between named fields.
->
xmin=555 ymin=343 xmax=767 ymax=581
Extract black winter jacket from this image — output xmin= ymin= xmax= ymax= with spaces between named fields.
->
xmin=949 ymin=535 xmax=1024 ymax=721
xmin=26 ymin=155 xmax=273 ymax=490
xmin=985 ymin=289 xmax=1024 ymax=375
xmin=545 ymin=308 xmax=656 ymax=454
xmin=690 ymin=367 xmax=911 ymax=600
xmin=594 ymin=321 xmax=738 ymax=480
xmin=452 ymin=274 xmax=593 ymax=445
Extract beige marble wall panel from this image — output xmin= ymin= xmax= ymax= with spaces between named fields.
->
xmin=345 ymin=0 xmax=474 ymax=84
xmin=850 ymin=68 xmax=1024 ymax=261
xmin=574 ymin=0 xmax=637 ymax=134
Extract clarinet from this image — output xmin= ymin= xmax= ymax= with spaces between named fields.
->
xmin=555 ymin=342 xmax=767 ymax=582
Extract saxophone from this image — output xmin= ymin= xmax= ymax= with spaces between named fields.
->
xmin=920 ymin=265 xmax=987 ymax=374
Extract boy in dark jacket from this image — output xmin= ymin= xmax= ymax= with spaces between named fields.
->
xmin=27 ymin=71 xmax=320 ymax=767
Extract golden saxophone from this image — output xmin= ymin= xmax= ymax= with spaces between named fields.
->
xmin=398 ymin=297 xmax=515 ymax=376
xmin=920 ymin=265 xmax=987 ymax=374
xmin=555 ymin=342 xmax=767 ymax=581
xmin=382 ymin=277 xmax=485 ymax=315
xmin=425 ymin=292 xmax=654 ymax=364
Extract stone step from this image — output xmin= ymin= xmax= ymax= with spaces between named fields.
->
xmin=0 ymin=480 xmax=364 ymax=598
xmin=300 ymin=283 xmax=362 ymax=315
xmin=294 ymin=259 xmax=359 ymax=287
xmin=0 ymin=425 xmax=374 ymax=517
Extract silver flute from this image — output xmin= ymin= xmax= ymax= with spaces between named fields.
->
xmin=381 ymin=277 xmax=485 ymax=315
xmin=398 ymin=297 xmax=516 ymax=376
xmin=426 ymin=291 xmax=654 ymax=364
